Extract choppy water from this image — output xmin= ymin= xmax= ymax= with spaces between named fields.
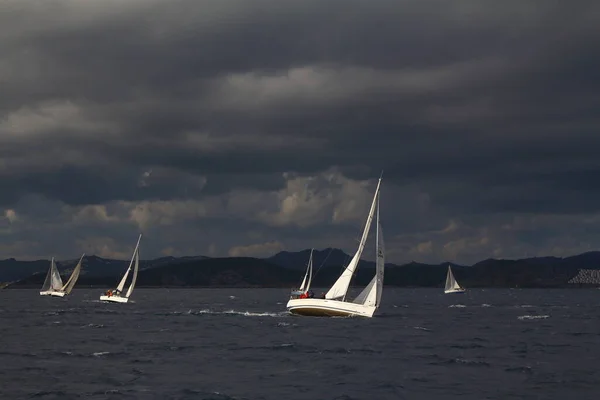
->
xmin=0 ymin=288 xmax=598 ymax=399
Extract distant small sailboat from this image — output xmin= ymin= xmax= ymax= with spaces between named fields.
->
xmin=290 ymin=249 xmax=314 ymax=298
xmin=444 ymin=265 xmax=466 ymax=294
xmin=39 ymin=254 xmax=84 ymax=297
xmin=100 ymin=234 xmax=141 ymax=304
xmin=40 ymin=258 xmax=62 ymax=296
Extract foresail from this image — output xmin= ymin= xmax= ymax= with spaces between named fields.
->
xmin=298 ymin=249 xmax=313 ymax=292
xmin=40 ymin=261 xmax=53 ymax=292
xmin=61 ymin=254 xmax=84 ymax=294
xmin=116 ymin=259 xmax=133 ymax=293
xmin=451 ymin=269 xmax=462 ymax=290
xmin=298 ymin=275 xmax=307 ymax=292
xmin=444 ymin=267 xmax=452 ymax=291
xmin=116 ymin=234 xmax=142 ymax=293
xmin=326 ymin=178 xmax=381 ymax=300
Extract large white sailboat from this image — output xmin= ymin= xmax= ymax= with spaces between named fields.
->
xmin=286 ymin=177 xmax=384 ymax=318
xmin=290 ymin=249 xmax=313 ymax=298
xmin=39 ymin=254 xmax=84 ymax=297
xmin=100 ymin=234 xmax=141 ymax=304
xmin=444 ymin=265 xmax=466 ymax=294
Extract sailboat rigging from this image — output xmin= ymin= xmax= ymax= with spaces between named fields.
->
xmin=286 ymin=176 xmax=385 ymax=318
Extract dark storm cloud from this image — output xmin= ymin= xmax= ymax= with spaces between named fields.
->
xmin=1 ymin=1 xmax=600 ymax=261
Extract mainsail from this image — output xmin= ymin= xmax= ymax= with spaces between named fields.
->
xmin=60 ymin=254 xmax=84 ymax=295
xmin=325 ymin=178 xmax=381 ymax=300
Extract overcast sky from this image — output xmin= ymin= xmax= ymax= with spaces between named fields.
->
xmin=1 ymin=1 xmax=599 ymax=264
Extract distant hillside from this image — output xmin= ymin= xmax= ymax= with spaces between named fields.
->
xmin=3 ymin=249 xmax=600 ymax=289
xmin=266 ymin=248 xmax=352 ymax=270
xmin=0 ymin=254 xmax=211 ymax=283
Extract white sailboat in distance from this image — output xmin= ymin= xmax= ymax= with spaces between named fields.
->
xmin=39 ymin=254 xmax=84 ymax=297
xmin=100 ymin=234 xmax=142 ymax=303
xmin=444 ymin=265 xmax=466 ymax=294
xmin=290 ymin=249 xmax=314 ymax=298
xmin=286 ymin=176 xmax=385 ymax=318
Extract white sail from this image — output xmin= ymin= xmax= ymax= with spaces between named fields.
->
xmin=353 ymin=275 xmax=375 ymax=305
xmin=49 ymin=258 xmax=63 ymax=291
xmin=60 ymin=254 xmax=84 ymax=295
xmin=125 ymin=245 xmax=139 ymax=298
xmin=353 ymin=196 xmax=384 ymax=306
xmin=286 ymin=174 xmax=386 ymax=318
xmin=116 ymin=258 xmax=133 ymax=293
xmin=116 ymin=234 xmax=142 ymax=293
xmin=325 ymin=178 xmax=381 ymax=300
xmin=445 ymin=266 xmax=461 ymax=291
xmin=40 ymin=259 xmax=53 ymax=292
xmin=298 ymin=249 xmax=313 ymax=292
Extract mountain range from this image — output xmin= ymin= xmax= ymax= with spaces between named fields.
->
xmin=2 ymin=248 xmax=600 ymax=289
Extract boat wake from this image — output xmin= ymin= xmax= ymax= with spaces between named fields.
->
xmin=517 ymin=315 xmax=549 ymax=320
xmin=188 ymin=309 xmax=289 ymax=318
xmin=413 ymin=326 xmax=431 ymax=331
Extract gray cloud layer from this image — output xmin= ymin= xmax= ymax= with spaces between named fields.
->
xmin=1 ymin=1 xmax=600 ymax=263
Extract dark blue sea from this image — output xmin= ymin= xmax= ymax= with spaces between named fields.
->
xmin=0 ymin=288 xmax=598 ymax=399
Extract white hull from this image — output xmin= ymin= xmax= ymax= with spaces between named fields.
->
xmin=100 ymin=295 xmax=129 ymax=303
xmin=286 ymin=298 xmax=377 ymax=318
xmin=40 ymin=290 xmax=66 ymax=297
xmin=444 ymin=288 xmax=466 ymax=294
